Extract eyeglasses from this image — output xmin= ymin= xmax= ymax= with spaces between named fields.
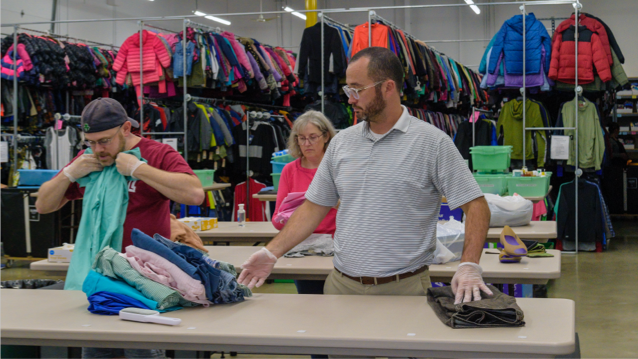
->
xmin=84 ymin=126 xmax=122 ymax=148
xmin=342 ymin=80 xmax=385 ymax=99
xmin=297 ymin=133 xmax=325 ymax=145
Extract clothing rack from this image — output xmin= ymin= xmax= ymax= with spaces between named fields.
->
xmin=144 ymin=23 xmax=179 ymax=34
xmin=19 ymin=27 xmax=118 ymax=48
xmin=317 ymin=13 xmax=355 ymax=34
xmin=3 ymin=1 xmax=583 ymax=246
xmin=185 ymin=19 xmax=224 ymax=34
xmin=185 ymin=95 xmax=294 ymax=111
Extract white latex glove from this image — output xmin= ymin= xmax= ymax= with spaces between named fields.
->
xmin=451 ymin=262 xmax=493 ymax=304
xmin=63 ymin=154 xmax=103 ymax=182
xmin=115 ymin=152 xmax=146 ymax=177
xmin=237 ymin=247 xmax=278 ymax=289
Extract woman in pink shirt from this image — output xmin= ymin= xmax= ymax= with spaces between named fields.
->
xmin=273 ymin=110 xmax=337 ymax=296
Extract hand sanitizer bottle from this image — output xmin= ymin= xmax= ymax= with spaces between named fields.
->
xmin=238 ymin=204 xmax=246 ymax=227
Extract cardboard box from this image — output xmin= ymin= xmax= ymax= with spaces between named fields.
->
xmin=178 ymin=217 xmax=218 ymax=231
xmin=48 ymin=245 xmax=74 ymax=263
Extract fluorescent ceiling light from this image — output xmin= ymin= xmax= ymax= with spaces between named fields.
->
xmin=464 ymin=0 xmax=481 ymax=14
xmin=284 ymin=6 xmax=307 ymax=20
xmin=205 ymin=15 xmax=231 ymax=26
xmin=292 ymin=11 xmax=307 ymax=20
xmin=194 ymin=10 xmax=206 ymax=16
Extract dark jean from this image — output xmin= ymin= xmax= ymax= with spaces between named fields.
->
xmin=427 ymin=285 xmax=525 ymax=328
xmin=294 ymin=280 xmax=325 ymax=295
xmin=294 ymin=280 xmax=327 ymax=359
xmin=82 ymin=348 xmax=166 ymax=358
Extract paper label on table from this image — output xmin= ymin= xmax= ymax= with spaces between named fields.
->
xmin=0 ymin=141 xmax=8 ymax=163
xmin=162 ymin=138 xmax=178 ymax=152
xmin=550 ymin=135 xmax=570 ymax=160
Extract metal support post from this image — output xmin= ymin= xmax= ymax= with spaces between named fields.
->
xmin=573 ymin=1 xmax=582 ymax=253
xmin=12 ymin=26 xmax=18 ymax=181
xmin=320 ymin=11 xmax=325 ymax=114
xmin=521 ymin=4 xmax=527 ymax=169
xmin=183 ymin=19 xmax=189 ymax=161
xmin=368 ymin=10 xmax=373 ymax=47
xmin=139 ymin=21 xmax=144 ymax=137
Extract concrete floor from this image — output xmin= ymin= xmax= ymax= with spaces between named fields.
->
xmin=2 ymin=218 xmax=637 ymax=358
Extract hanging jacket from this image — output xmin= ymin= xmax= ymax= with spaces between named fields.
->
xmin=488 ymin=13 xmax=551 ymax=76
xmin=583 ymin=13 xmax=624 ymax=64
xmin=113 ymin=30 xmax=171 ymax=87
xmin=548 ymin=24 xmax=612 ymax=84
xmin=64 ymin=147 xmax=145 ymax=291
xmin=298 ymin=22 xmax=346 ymax=84
xmin=221 ymin=31 xmax=253 ymax=79
xmin=554 ymin=14 xmax=613 ymax=65
xmin=173 ymin=39 xmax=195 ymax=78
xmin=496 ymin=99 xmax=547 ymax=167
xmin=1 ymin=50 xmax=27 ymax=81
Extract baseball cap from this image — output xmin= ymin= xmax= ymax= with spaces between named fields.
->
xmin=80 ymin=97 xmax=140 ymax=133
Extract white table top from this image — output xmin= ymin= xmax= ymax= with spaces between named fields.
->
xmin=1 ymin=290 xmax=575 ymax=357
xmin=202 ymin=183 xmax=230 ymax=191
xmin=30 ymin=248 xmax=560 ymax=285
xmin=196 ymin=221 xmax=556 ymax=242
xmin=253 ymin=193 xmax=277 ymax=201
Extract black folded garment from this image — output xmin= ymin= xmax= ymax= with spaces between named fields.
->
xmin=427 ymin=285 xmax=525 ymax=329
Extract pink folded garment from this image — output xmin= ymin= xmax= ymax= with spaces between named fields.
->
xmin=273 ymin=192 xmax=306 ymax=226
xmin=121 ymin=245 xmax=211 ymax=306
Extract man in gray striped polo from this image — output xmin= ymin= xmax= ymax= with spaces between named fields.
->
xmin=239 ymin=47 xmax=492 ymax=305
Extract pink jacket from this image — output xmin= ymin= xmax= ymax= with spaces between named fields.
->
xmin=221 ymin=31 xmax=254 ymax=79
xmin=6 ymin=44 xmax=33 ymax=71
xmin=122 ymin=245 xmax=211 ymax=306
xmin=113 ymin=30 xmax=171 ymax=87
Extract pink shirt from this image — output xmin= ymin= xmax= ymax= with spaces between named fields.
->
xmin=273 ymin=158 xmax=336 ymax=235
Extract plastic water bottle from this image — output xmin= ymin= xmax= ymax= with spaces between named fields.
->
xmin=238 ymin=204 xmax=246 ymax=227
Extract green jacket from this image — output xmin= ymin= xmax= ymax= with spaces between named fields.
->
xmin=64 ymin=148 xmax=145 ymax=291
xmin=496 ymin=99 xmax=547 ymax=167
xmin=561 ymin=98 xmax=606 ymax=170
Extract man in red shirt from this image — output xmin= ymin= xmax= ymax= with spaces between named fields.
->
xmin=36 ymin=97 xmax=205 ymax=249
xmin=37 ymin=98 xmax=204 ymax=358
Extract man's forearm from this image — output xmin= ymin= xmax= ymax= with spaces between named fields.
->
xmin=35 ymin=174 xmax=72 ymax=214
xmin=459 ymin=197 xmax=491 ymax=264
xmin=266 ymin=200 xmax=332 ymax=258
xmin=133 ymin=165 xmax=205 ymax=205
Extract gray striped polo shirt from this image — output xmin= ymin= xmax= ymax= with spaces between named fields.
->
xmin=306 ymin=106 xmax=484 ymax=277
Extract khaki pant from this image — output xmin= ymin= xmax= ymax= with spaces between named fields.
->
xmin=324 ymin=268 xmax=431 ymax=359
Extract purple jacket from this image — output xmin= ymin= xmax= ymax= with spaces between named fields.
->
xmin=247 ymin=52 xmax=268 ymax=90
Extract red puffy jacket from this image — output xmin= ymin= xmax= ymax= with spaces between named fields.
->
xmin=113 ymin=30 xmax=171 ymax=87
xmin=549 ymin=18 xmax=612 ymax=84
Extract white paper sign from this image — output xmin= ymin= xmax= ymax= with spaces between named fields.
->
xmin=0 ymin=141 xmax=8 ymax=163
xmin=162 ymin=138 xmax=178 ymax=151
xmin=551 ymin=135 xmax=570 ymax=160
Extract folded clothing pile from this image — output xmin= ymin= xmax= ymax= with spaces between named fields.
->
xmin=82 ymin=228 xmax=251 ymax=315
xmin=427 ymin=285 xmax=525 ymax=329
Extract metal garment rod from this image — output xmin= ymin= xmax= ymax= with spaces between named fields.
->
xmin=139 ymin=21 xmax=145 ymax=140
xmin=12 ymin=27 xmax=18 ymax=176
xmin=183 ymin=19 xmax=188 ymax=162
xmin=573 ymin=1 xmax=582 ymax=253
xmin=144 ymin=23 xmax=179 ymax=34
xmin=318 ymin=13 xmax=355 ymax=34
xmin=18 ymin=27 xmax=119 ymax=48
xmin=422 ymin=39 xmax=490 ymax=43
xmin=522 ymin=4 xmax=527 ymax=169
xmin=321 ymin=11 xmax=325 ymax=115
xmin=0 ymin=1 xmax=578 ymax=27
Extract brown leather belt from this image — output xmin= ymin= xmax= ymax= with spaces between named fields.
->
xmin=335 ymin=266 xmax=428 ymax=286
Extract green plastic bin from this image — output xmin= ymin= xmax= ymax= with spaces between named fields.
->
xmin=193 ymin=169 xmax=216 ymax=187
xmin=271 ymin=154 xmax=295 ymax=163
xmin=473 ymin=174 xmax=508 ymax=195
xmin=506 ymin=172 xmax=552 ymax=197
xmin=470 ymin=146 xmax=512 ymax=172
xmin=271 ymin=173 xmax=281 ymax=191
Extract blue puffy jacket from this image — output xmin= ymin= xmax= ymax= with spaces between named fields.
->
xmin=488 ymin=13 xmax=551 ymax=76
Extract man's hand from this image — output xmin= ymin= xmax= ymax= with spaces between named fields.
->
xmin=451 ymin=262 xmax=493 ymax=304
xmin=63 ymin=154 xmax=103 ymax=182
xmin=116 ymin=153 xmax=146 ymax=177
xmin=237 ymin=247 xmax=278 ymax=289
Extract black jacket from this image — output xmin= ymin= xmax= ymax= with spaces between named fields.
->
xmin=297 ymin=22 xmax=345 ymax=85
xmin=557 ymin=178 xmax=604 ymax=244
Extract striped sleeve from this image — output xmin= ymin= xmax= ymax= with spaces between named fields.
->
xmin=305 ymin=139 xmax=339 ymax=208
xmin=432 ymin=135 xmax=484 ymax=210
